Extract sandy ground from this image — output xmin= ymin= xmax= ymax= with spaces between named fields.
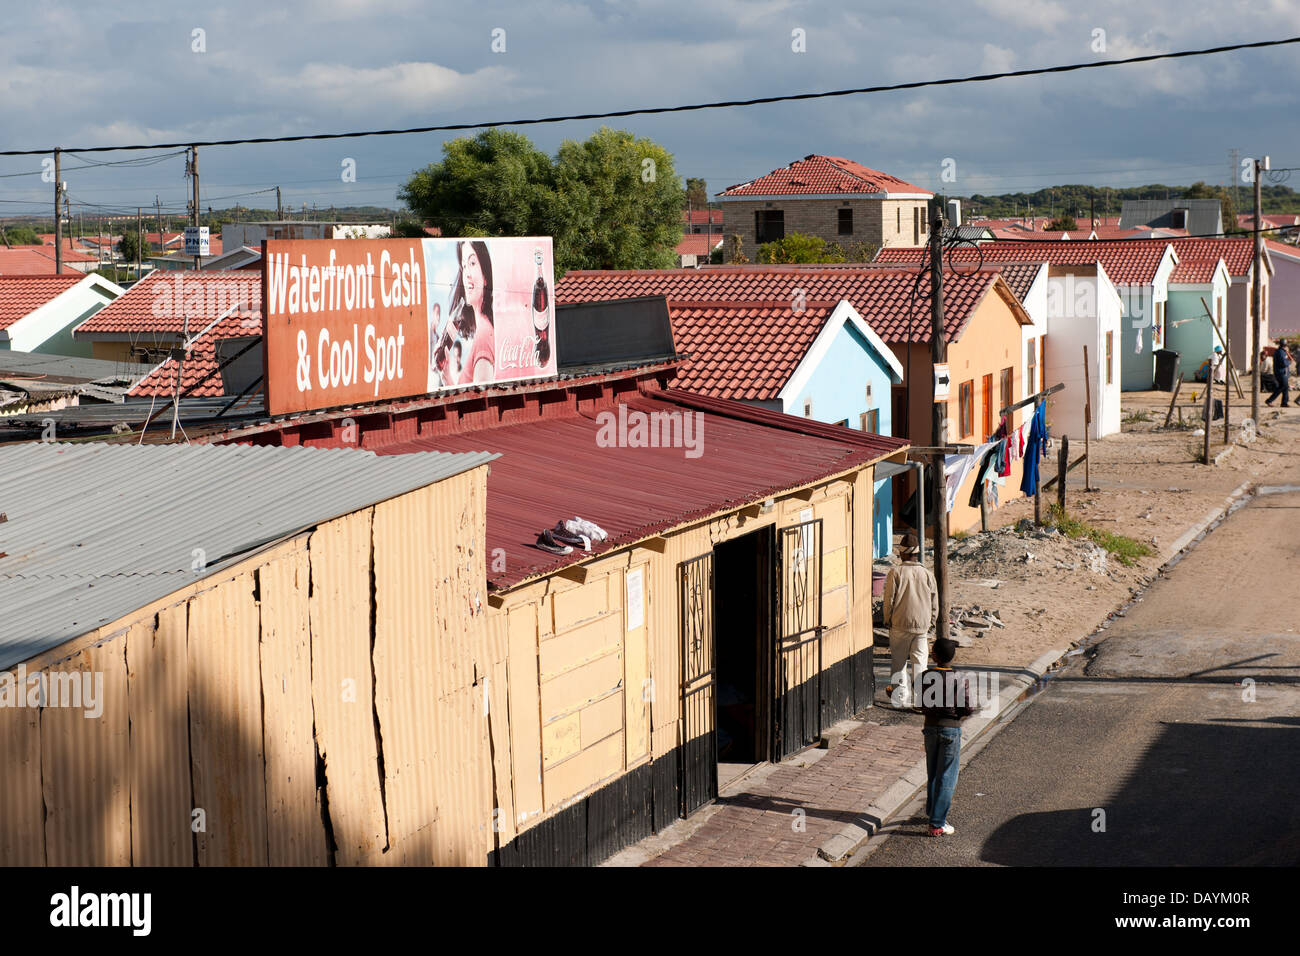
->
xmin=880 ymin=390 xmax=1300 ymax=670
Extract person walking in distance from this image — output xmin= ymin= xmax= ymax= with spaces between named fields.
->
xmin=920 ymin=637 xmax=977 ymax=837
xmin=882 ymin=533 xmax=938 ymax=709
xmin=1265 ymin=342 xmax=1291 ymax=408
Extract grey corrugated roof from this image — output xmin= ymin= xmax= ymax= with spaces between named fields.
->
xmin=1119 ymin=199 xmax=1223 ymax=237
xmin=0 ymin=442 xmax=497 ymax=668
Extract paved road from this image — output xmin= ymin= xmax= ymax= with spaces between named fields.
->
xmin=854 ymin=485 xmax=1300 ymax=867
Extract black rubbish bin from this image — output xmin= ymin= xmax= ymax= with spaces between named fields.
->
xmin=1154 ymin=348 xmax=1181 ymax=392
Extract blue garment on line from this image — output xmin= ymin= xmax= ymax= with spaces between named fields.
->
xmin=1019 ymin=402 xmax=1046 ymax=497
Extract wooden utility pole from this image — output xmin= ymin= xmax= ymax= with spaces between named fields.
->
xmin=1203 ymin=373 xmax=1213 ymax=465
xmin=190 ymin=145 xmax=201 ymax=269
xmin=53 ymin=148 xmax=62 ymax=275
xmin=136 ymin=207 xmax=142 ymax=277
xmin=1083 ymin=344 xmax=1093 ymax=490
xmin=929 ymin=206 xmax=949 ymax=642
xmin=1251 ymin=156 xmax=1264 ymax=426
xmin=1224 ymin=350 xmax=1231 ymax=446
xmin=276 ymin=186 xmax=283 ymax=221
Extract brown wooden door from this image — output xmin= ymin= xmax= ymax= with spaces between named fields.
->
xmin=981 ymin=373 xmax=993 ymax=441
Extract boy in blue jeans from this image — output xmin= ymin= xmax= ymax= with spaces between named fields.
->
xmin=920 ymin=638 xmax=977 ymax=836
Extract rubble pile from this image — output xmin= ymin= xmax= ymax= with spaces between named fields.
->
xmin=948 ymin=523 xmax=1113 ymax=580
xmin=948 ymin=603 xmax=1004 ymax=646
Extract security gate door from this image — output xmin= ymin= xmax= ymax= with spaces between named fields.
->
xmin=773 ymin=519 xmax=824 ymax=761
xmin=678 ymin=552 xmax=717 ymax=816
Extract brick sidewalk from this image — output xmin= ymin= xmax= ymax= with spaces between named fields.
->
xmin=642 ymin=718 xmax=919 ymax=867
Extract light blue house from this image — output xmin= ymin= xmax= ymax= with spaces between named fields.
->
xmin=1164 ymin=257 xmax=1231 ymax=381
xmin=668 ymin=298 xmax=905 ymax=557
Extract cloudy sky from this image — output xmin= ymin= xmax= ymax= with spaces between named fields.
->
xmin=2 ymin=0 xmax=1298 ymax=222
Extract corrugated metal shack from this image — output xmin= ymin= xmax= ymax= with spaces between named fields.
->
xmin=0 ymin=441 xmax=496 ymax=866
xmin=222 ymin=350 xmax=910 ymax=865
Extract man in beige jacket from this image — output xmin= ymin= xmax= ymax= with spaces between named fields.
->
xmin=882 ymin=534 xmax=939 ymax=709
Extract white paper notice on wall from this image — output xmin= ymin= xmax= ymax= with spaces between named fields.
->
xmin=626 ymin=568 xmax=644 ymax=631
xmin=1135 ymin=329 xmax=1143 ymax=354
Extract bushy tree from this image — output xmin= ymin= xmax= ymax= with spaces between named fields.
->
xmin=117 ymin=230 xmax=151 ymax=261
xmin=399 ymin=127 xmax=684 ymax=272
xmin=1 ymin=225 xmax=40 ymax=246
xmin=1046 ymin=214 xmax=1078 ymax=231
xmin=756 ymin=232 xmax=846 ymax=264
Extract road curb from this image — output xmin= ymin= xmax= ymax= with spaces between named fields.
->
xmin=812 ymin=647 xmax=1064 ymax=864
xmin=1161 ymin=481 xmax=1252 ymax=562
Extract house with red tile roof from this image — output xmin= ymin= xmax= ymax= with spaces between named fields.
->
xmin=72 ymin=270 xmax=261 ymax=371
xmin=1165 ymin=257 xmax=1232 ymax=377
xmin=716 ymin=155 xmax=933 ymax=262
xmin=1166 ymin=237 xmax=1272 ymax=370
xmin=878 ymin=240 xmax=1179 ymax=390
xmin=674 ymin=233 xmax=723 ymax=267
xmin=0 ymin=244 xmax=100 ymax=276
xmin=0 ymin=273 xmax=125 ymax=356
xmin=1263 ymin=240 xmax=1300 ymax=339
xmin=557 ymin=263 xmax=1033 ymax=533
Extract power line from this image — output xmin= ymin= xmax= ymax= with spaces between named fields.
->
xmin=1 ymin=35 xmax=1297 ymax=156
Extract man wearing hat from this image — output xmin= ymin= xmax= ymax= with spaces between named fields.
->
xmin=882 ymin=533 xmax=938 ymax=709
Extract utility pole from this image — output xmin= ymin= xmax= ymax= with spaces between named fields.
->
xmin=189 ymin=145 xmax=201 ymax=269
xmin=929 ymin=205 xmax=949 ymax=642
xmin=1251 ymin=155 xmax=1265 ymax=426
xmin=136 ymin=206 xmax=143 ymax=277
xmin=53 ymin=148 xmax=63 ymax=275
xmin=156 ymin=196 xmax=163 ymax=248
xmin=276 ymin=186 xmax=282 ymax=220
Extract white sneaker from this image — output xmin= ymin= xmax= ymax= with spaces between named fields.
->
xmin=940 ymin=823 xmax=955 ymax=835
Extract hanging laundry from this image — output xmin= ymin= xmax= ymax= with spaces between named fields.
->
xmin=968 ymin=440 xmax=1005 ymax=509
xmin=944 ymin=441 xmax=997 ymax=512
xmin=1020 ymin=402 xmax=1047 ymax=497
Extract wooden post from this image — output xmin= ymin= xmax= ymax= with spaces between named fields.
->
xmin=1164 ymin=373 xmax=1185 ymax=427
xmin=980 ymin=489 xmax=989 ymax=533
xmin=1203 ymin=373 xmax=1213 ymax=464
xmin=1082 ymin=344 xmax=1093 ymax=491
xmin=1057 ymin=434 xmax=1069 ymax=514
xmin=1223 ymin=352 xmax=1231 ymax=446
xmin=929 ymin=207 xmax=949 ymax=641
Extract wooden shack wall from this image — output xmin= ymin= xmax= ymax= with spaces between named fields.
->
xmin=488 ymin=467 xmax=876 ymax=865
xmin=0 ymin=466 xmax=491 ymax=867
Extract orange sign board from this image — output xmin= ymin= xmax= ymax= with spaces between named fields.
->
xmin=263 ymin=236 xmax=557 ymax=416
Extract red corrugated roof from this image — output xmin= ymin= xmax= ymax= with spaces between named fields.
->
xmin=75 ymin=270 xmax=261 ymax=336
xmin=0 ymin=274 xmax=85 ymax=329
xmin=556 ymin=265 xmax=1006 ymax=342
xmin=719 ymin=154 xmax=932 ymax=198
xmin=373 ymin=387 xmax=907 ymax=590
xmin=876 ymin=239 xmax=1174 ymax=285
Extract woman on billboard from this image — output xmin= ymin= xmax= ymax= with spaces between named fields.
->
xmin=450 ymin=240 xmax=496 ymax=386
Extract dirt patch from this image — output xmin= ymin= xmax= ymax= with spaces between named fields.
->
xmin=889 ymin=394 xmax=1300 ymax=671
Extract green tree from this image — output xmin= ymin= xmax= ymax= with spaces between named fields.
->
xmin=390 ymin=218 xmax=429 ymax=238
xmin=398 ymin=126 xmax=684 ymax=273
xmin=756 ymin=232 xmax=846 ymax=264
xmin=1 ymin=225 xmax=41 ymax=246
xmin=399 ymin=129 xmax=559 ymax=241
xmin=685 ymin=177 xmax=708 ymax=207
xmin=117 ymin=230 xmax=152 ymax=262
xmin=1046 ymin=214 xmax=1078 ymax=231
xmin=554 ymin=127 xmax=685 ymax=270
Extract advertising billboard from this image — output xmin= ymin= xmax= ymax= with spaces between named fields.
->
xmin=263 ymin=236 xmax=557 ymax=416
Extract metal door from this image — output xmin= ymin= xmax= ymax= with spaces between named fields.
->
xmin=678 ymin=552 xmax=717 ymax=816
xmin=773 ymin=519 xmax=824 ymax=761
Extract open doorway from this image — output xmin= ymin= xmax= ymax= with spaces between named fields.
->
xmin=712 ymin=526 xmax=774 ymax=790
